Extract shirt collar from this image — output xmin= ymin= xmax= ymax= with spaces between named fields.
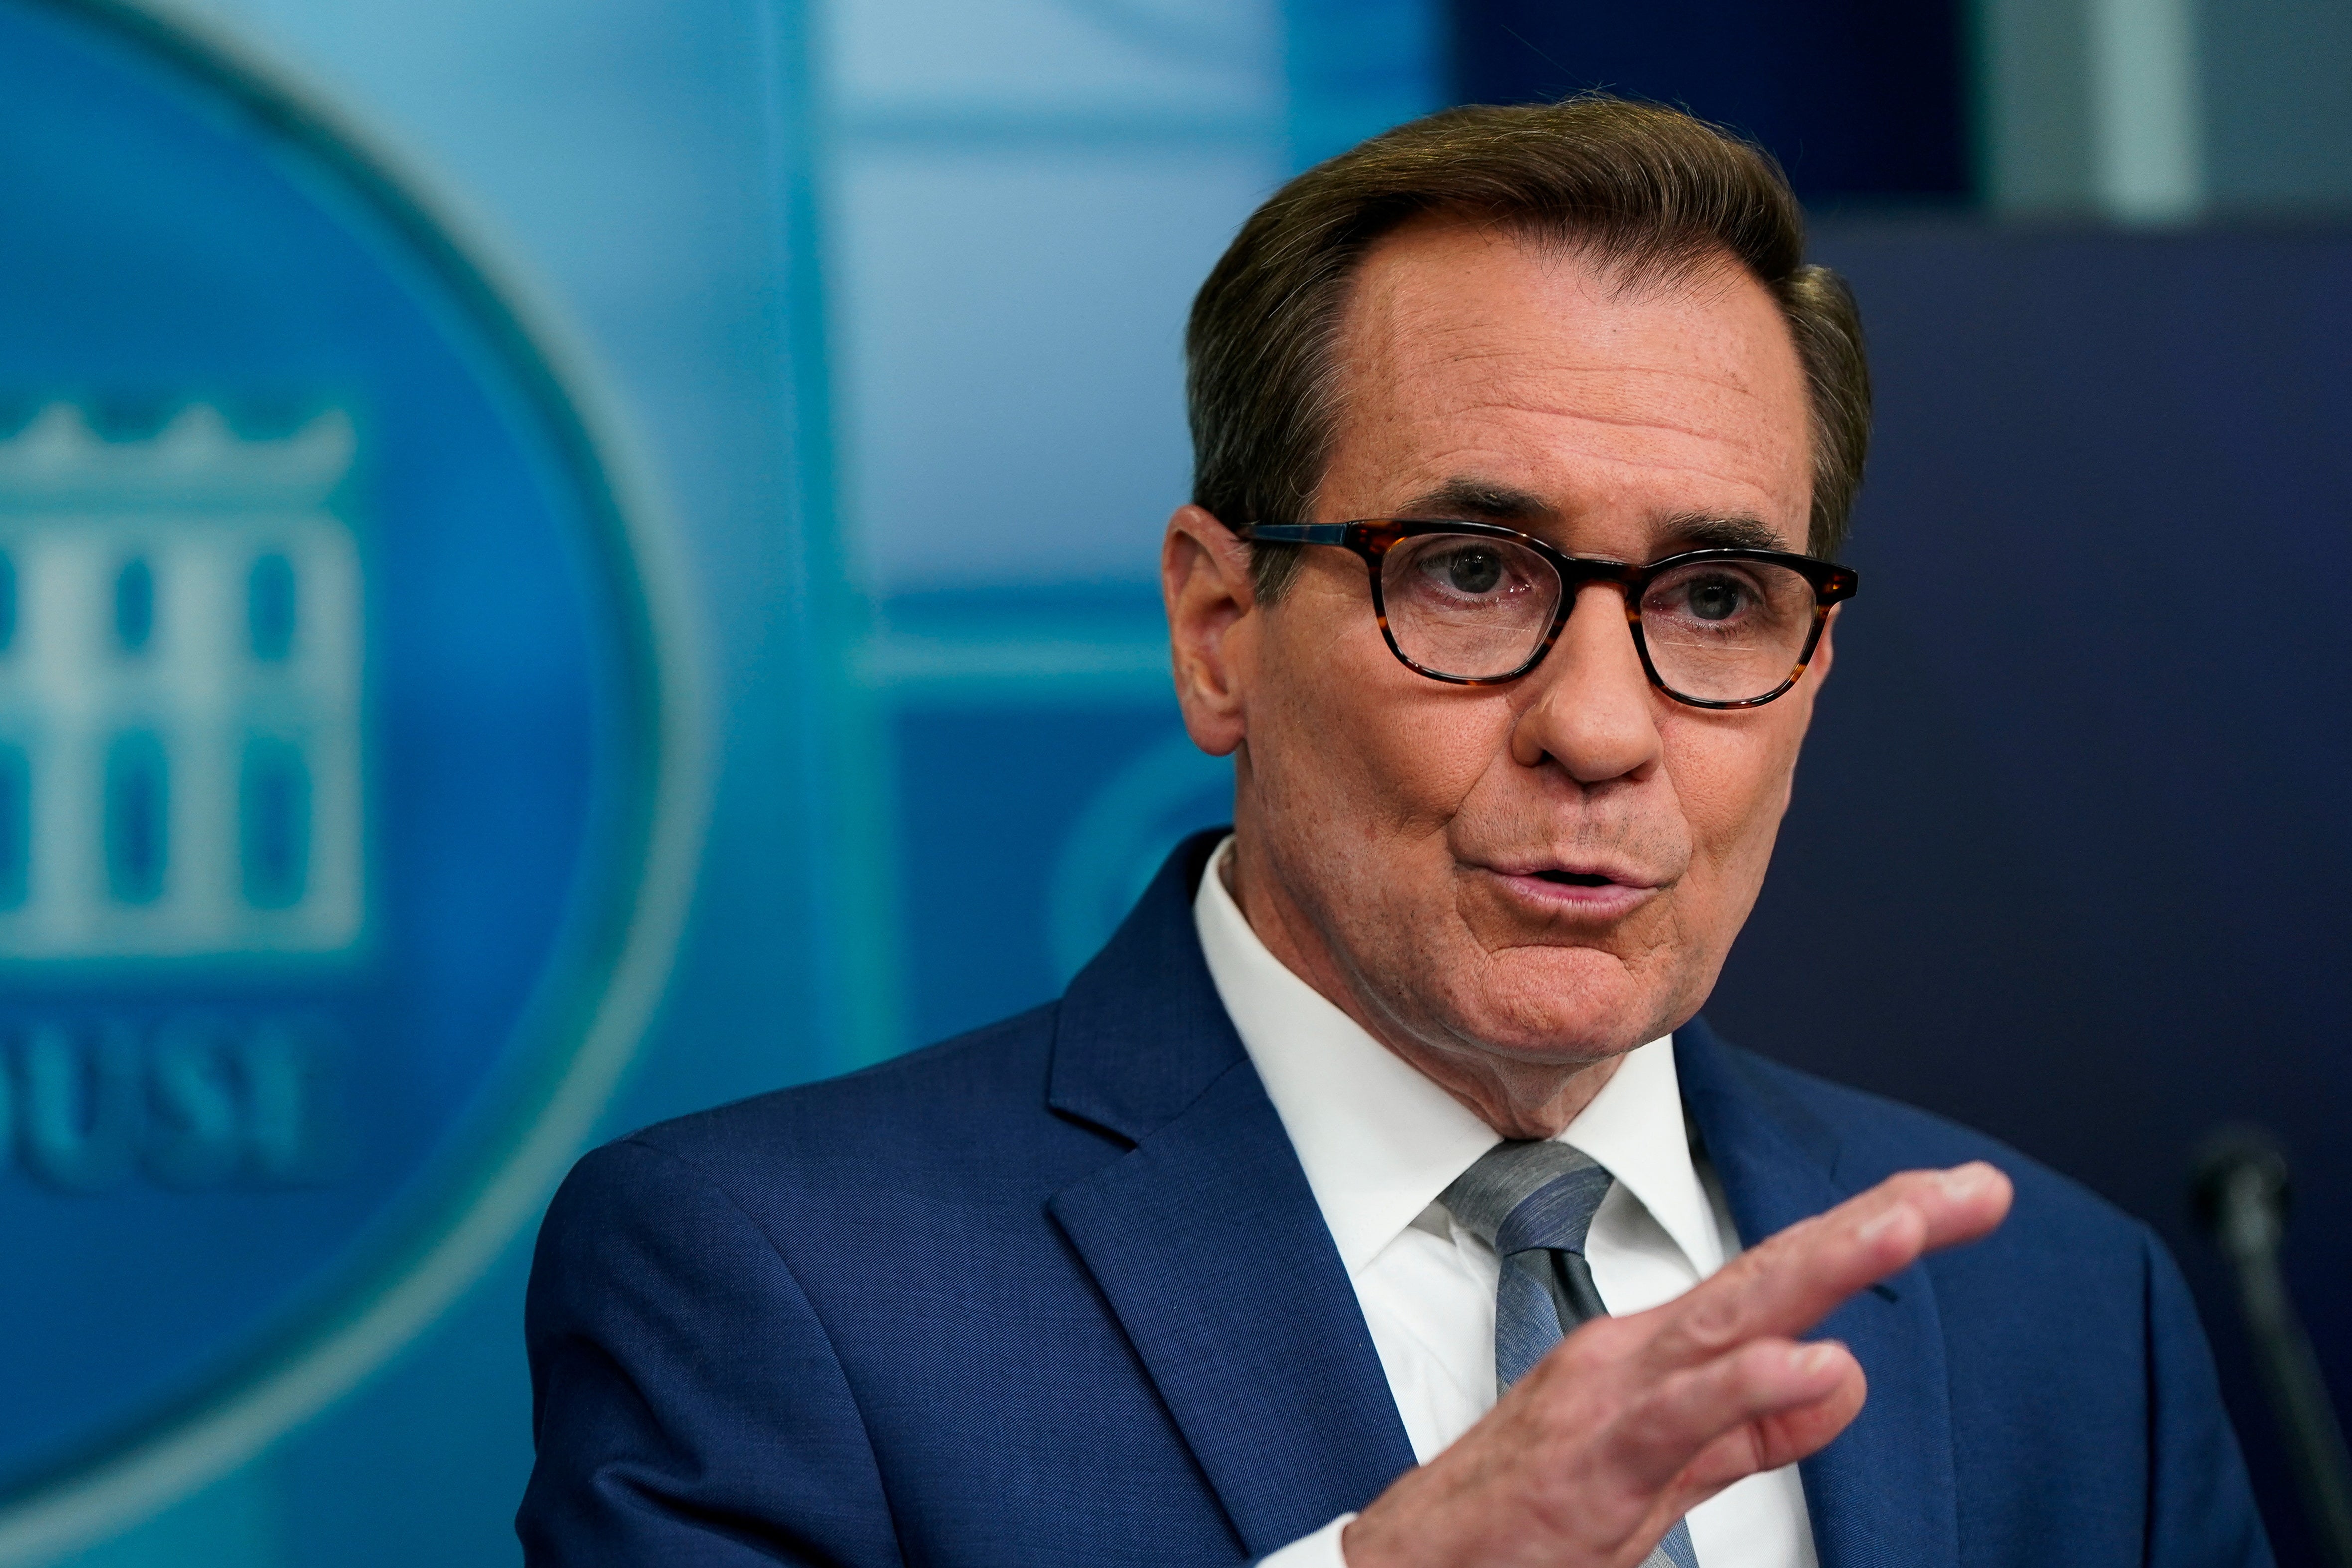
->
xmin=1191 ymin=836 xmax=1723 ymax=1279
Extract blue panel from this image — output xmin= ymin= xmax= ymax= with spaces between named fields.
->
xmin=111 ymin=560 xmax=153 ymax=653
xmin=246 ymin=555 xmax=297 ymax=663
xmin=0 ymin=744 xmax=26 ymax=910
xmin=239 ymin=737 xmax=311 ymax=909
xmin=1448 ymin=0 xmax=1972 ymax=204
xmin=0 ymin=0 xmax=690 ymax=1552
xmin=101 ymin=732 xmax=169 ymax=905
xmin=894 ymin=696 xmax=1231 ymax=1044
xmin=1286 ymin=0 xmax=1444 ymax=169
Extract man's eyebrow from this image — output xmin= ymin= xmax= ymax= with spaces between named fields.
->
xmin=1390 ymin=479 xmax=1554 ymax=523
xmin=1662 ymin=513 xmax=1793 ymax=552
xmin=1380 ymin=489 xmax=1798 ymax=554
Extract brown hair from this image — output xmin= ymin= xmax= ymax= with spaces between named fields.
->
xmin=1185 ymin=95 xmax=1870 ymax=596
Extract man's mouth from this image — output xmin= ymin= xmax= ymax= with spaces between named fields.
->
xmin=1485 ymin=860 xmax=1662 ymax=916
xmin=1532 ymin=869 xmax=1616 ymax=889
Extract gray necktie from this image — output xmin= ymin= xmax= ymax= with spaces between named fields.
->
xmin=1440 ymin=1140 xmax=1701 ymax=1568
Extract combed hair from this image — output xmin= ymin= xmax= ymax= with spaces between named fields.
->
xmin=1185 ymin=95 xmax=1871 ymax=596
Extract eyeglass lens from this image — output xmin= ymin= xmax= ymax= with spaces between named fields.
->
xmin=1378 ymin=534 xmax=1819 ymax=701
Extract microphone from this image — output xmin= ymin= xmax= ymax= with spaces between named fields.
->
xmin=2192 ymin=1125 xmax=2352 ymax=1567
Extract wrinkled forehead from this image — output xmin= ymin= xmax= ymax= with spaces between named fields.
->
xmin=1322 ymin=218 xmax=1814 ymax=553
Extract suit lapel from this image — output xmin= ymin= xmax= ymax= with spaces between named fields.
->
xmin=1044 ymin=846 xmax=1958 ymax=1564
xmin=1676 ymin=1021 xmax=1961 ymax=1568
xmin=1051 ymin=1060 xmax=1417 ymax=1555
xmin=1047 ymin=834 xmax=1416 ymax=1557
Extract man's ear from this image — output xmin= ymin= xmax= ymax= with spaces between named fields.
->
xmin=1810 ymin=601 xmax=1839 ymax=686
xmin=1162 ymin=504 xmax=1257 ymax=758
xmin=1775 ymin=601 xmax=1839 ymax=816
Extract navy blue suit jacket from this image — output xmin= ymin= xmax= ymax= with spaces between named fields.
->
xmin=520 ymin=834 xmax=2272 ymax=1566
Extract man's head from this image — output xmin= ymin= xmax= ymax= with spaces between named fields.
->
xmin=1163 ymin=98 xmax=1870 ymax=1135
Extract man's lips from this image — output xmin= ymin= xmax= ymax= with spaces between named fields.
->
xmin=1476 ymin=859 xmax=1664 ymax=915
xmin=1484 ymin=856 xmax=1662 ymax=889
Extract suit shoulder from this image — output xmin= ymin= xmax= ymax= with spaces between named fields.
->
xmin=1710 ymin=1039 xmax=2149 ymax=1248
xmin=585 ymin=1001 xmax=1090 ymax=1195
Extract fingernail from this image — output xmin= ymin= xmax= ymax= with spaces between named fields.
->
xmin=1857 ymin=1205 xmax=1905 ymax=1242
xmin=1796 ymin=1343 xmax=1840 ymax=1375
xmin=1940 ymin=1164 xmax=1991 ymax=1197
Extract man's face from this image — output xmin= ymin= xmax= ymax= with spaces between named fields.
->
xmin=1171 ymin=219 xmax=1828 ymax=1115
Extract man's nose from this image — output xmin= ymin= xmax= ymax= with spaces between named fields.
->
xmin=1507 ymin=582 xmax=1663 ymax=783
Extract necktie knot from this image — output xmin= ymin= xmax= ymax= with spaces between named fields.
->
xmin=1439 ymin=1139 xmax=1614 ymax=1260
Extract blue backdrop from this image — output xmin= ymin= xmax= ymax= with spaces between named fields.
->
xmin=0 ymin=1 xmax=2345 ymax=1566
xmin=1718 ymin=225 xmax=2352 ymax=1568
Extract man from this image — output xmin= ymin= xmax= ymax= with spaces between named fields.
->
xmin=520 ymin=98 xmax=2270 ymax=1567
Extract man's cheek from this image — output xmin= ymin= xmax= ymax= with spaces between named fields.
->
xmin=1706 ymin=769 xmax=1802 ymax=896
xmin=1333 ymin=713 xmax=1479 ymax=829
xmin=1672 ymin=728 xmax=1796 ymax=833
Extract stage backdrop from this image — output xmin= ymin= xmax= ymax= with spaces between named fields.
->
xmin=0 ymin=1 xmax=2344 ymax=1566
xmin=1717 ymin=224 xmax=2352 ymax=1568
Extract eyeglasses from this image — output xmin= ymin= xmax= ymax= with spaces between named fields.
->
xmin=1239 ymin=520 xmax=1858 ymax=709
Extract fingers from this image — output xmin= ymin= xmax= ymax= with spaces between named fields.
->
xmin=1670 ymin=1353 xmax=1869 ymax=1498
xmin=1645 ymin=1162 xmax=2012 ymax=1370
xmin=1346 ymin=1164 xmax=2012 ymax=1568
xmin=1563 ymin=1165 xmax=2006 ymax=1516
xmin=1346 ymin=1330 xmax=1869 ymax=1568
xmin=1882 ymin=1160 xmax=2012 ymax=1251
xmin=1604 ymin=1336 xmax=1866 ymax=1501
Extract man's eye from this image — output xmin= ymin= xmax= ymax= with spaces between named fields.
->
xmin=1684 ymin=577 xmax=1748 ymax=621
xmin=1437 ymin=548 xmax=1504 ymax=594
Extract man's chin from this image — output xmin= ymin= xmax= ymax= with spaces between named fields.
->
xmin=1432 ymin=997 xmax=1678 ymax=1067
xmin=1424 ymin=947 xmax=1693 ymax=1065
xmin=1443 ymin=1019 xmax=1658 ymax=1070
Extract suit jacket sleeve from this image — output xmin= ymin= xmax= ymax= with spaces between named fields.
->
xmin=2143 ymin=1229 xmax=2274 ymax=1568
xmin=517 ymin=1137 xmax=903 ymax=1567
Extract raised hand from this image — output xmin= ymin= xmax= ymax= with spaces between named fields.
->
xmin=1341 ymin=1162 xmax=2014 ymax=1568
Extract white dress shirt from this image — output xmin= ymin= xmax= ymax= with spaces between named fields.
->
xmin=1192 ymin=839 xmax=1817 ymax=1568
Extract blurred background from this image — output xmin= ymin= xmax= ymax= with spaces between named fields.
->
xmin=0 ymin=0 xmax=2346 ymax=1562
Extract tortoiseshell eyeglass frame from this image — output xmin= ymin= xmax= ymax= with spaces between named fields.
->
xmin=1239 ymin=519 xmax=1860 ymax=710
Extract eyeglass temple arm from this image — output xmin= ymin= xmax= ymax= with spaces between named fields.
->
xmin=1236 ymin=524 xmax=1351 ymax=544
